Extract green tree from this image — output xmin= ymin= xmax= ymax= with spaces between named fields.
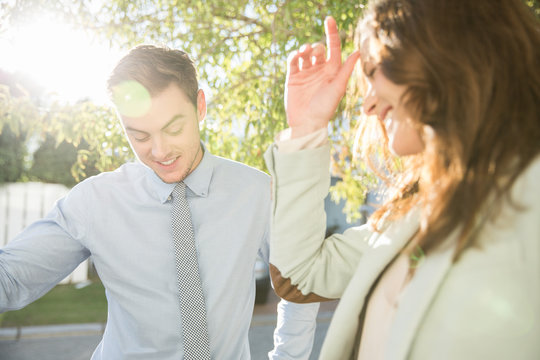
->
xmin=0 ymin=85 xmax=133 ymax=185
xmin=90 ymin=0 xmax=373 ymax=221
xmin=28 ymin=135 xmax=101 ymax=187
xmin=526 ymin=0 xmax=540 ymax=16
xmin=5 ymin=1 xmax=536 ymax=220
xmin=0 ymin=1 xmax=375 ymax=221
xmin=87 ymin=0 xmax=540 ymax=222
xmin=91 ymin=1 xmax=366 ymax=168
xmin=0 ymin=125 xmax=26 ymax=183
xmin=0 ymin=84 xmax=41 ymax=183
xmin=43 ymin=100 xmax=134 ymax=182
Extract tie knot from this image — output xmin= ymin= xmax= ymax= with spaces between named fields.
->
xmin=172 ymin=181 xmax=187 ymax=199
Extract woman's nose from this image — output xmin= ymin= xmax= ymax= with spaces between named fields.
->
xmin=362 ymin=85 xmax=378 ymax=116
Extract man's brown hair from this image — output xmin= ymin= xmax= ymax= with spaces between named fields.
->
xmin=108 ymin=44 xmax=199 ymax=106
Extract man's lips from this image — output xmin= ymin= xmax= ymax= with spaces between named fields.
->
xmin=154 ymin=156 xmax=179 ymax=167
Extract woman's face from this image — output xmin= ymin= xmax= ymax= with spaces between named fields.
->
xmin=360 ymin=36 xmax=425 ymax=156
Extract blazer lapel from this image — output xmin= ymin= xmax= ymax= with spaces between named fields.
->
xmin=319 ymin=209 xmax=422 ymax=359
xmin=386 ymin=234 xmax=457 ymax=359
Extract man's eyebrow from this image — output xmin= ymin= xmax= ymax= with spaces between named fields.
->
xmin=124 ymin=114 xmax=185 ymax=134
xmin=124 ymin=126 xmax=148 ymax=134
xmin=161 ymin=114 xmax=185 ymax=131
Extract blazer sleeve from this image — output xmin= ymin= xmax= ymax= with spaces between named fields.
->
xmin=264 ymin=143 xmax=374 ymax=302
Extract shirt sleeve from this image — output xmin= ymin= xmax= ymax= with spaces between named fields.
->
xmin=0 ymin=187 xmax=90 ymax=311
xmin=268 ymin=299 xmax=320 ymax=360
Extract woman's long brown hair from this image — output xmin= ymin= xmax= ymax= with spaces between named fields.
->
xmin=356 ymin=0 xmax=540 ymax=259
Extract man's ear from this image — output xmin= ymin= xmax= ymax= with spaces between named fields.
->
xmin=196 ymin=89 xmax=207 ymax=123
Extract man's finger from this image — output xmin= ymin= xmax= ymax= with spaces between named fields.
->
xmin=324 ymin=16 xmax=342 ymax=66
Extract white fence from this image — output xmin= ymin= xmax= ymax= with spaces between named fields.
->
xmin=0 ymin=182 xmax=88 ymax=284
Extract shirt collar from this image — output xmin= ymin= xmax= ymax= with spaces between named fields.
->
xmin=146 ymin=143 xmax=213 ymax=204
xmin=183 ymin=145 xmax=213 ymax=198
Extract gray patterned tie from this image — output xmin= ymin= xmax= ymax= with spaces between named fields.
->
xmin=171 ymin=182 xmax=211 ymax=359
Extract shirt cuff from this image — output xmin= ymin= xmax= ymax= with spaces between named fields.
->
xmin=275 ymin=128 xmax=329 ymax=154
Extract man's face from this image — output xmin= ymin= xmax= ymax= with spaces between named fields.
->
xmin=120 ymin=84 xmax=206 ymax=183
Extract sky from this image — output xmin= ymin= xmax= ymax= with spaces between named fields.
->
xmin=0 ymin=13 xmax=123 ymax=104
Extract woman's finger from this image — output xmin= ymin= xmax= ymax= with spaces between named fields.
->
xmin=299 ymin=44 xmax=313 ymax=70
xmin=311 ymin=43 xmax=326 ymax=66
xmin=287 ymin=50 xmax=301 ymax=75
xmin=324 ymin=16 xmax=342 ymax=67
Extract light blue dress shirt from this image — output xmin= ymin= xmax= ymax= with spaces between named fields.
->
xmin=0 ymin=149 xmax=319 ymax=359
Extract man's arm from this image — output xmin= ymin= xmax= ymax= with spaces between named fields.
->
xmin=269 ymin=299 xmax=319 ymax=360
xmin=259 ymin=212 xmax=319 ymax=359
xmin=0 ymin=192 xmax=90 ymax=311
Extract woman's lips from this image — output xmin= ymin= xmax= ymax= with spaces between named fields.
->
xmin=379 ymin=106 xmax=392 ymax=122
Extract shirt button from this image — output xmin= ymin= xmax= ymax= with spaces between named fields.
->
xmin=167 ymin=195 xmax=172 ymax=201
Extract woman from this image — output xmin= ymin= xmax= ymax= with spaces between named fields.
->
xmin=264 ymin=0 xmax=540 ymax=359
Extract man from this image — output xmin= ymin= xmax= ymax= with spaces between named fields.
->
xmin=0 ymin=45 xmax=319 ymax=359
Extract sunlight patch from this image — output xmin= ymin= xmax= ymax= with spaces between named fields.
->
xmin=112 ymin=81 xmax=151 ymax=117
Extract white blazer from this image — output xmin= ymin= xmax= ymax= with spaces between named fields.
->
xmin=265 ymin=144 xmax=540 ymax=359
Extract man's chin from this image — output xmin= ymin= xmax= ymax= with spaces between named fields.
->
xmin=157 ymin=174 xmax=182 ymax=184
xmin=142 ymin=161 xmax=187 ymax=183
xmin=154 ymin=169 xmax=188 ymax=184
xmin=160 ymin=177 xmax=179 ymax=184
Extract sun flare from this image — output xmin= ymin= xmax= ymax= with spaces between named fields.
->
xmin=0 ymin=15 xmax=121 ymax=104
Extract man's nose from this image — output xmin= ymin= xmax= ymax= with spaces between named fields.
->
xmin=151 ymin=136 xmax=168 ymax=159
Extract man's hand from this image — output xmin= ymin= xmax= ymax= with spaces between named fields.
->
xmin=285 ymin=16 xmax=360 ymax=139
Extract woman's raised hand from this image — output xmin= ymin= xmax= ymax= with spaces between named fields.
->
xmin=285 ymin=16 xmax=360 ymax=138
